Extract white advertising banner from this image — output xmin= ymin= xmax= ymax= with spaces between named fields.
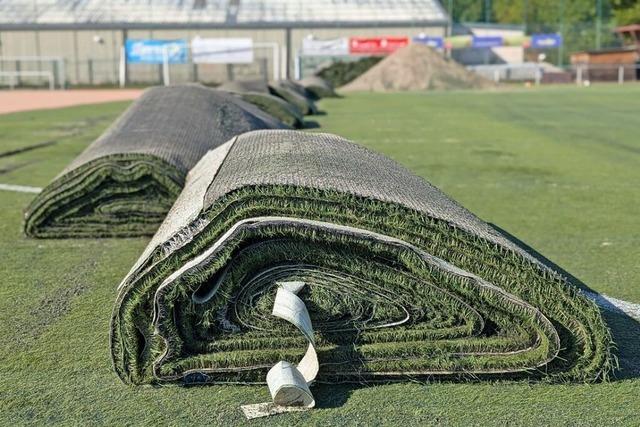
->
xmin=191 ymin=37 xmax=254 ymax=64
xmin=301 ymin=37 xmax=349 ymax=56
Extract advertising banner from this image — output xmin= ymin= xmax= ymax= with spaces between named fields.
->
xmin=471 ymin=36 xmax=504 ymax=48
xmin=125 ymin=39 xmax=187 ymax=64
xmin=191 ymin=37 xmax=254 ymax=64
xmin=412 ymin=35 xmax=444 ymax=49
xmin=530 ymin=34 xmax=563 ymax=49
xmin=301 ymin=37 xmax=349 ymax=56
xmin=349 ymin=36 xmax=409 ymax=55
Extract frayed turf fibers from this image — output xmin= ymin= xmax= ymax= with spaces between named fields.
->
xmin=111 ymin=130 xmax=613 ymax=387
xmin=23 ymin=85 xmax=287 ymax=238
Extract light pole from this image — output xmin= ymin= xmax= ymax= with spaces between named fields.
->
xmin=559 ymin=0 xmax=565 ymax=66
xmin=447 ymin=0 xmax=453 ymax=58
xmin=485 ymin=0 xmax=491 ymax=23
xmin=596 ymin=0 xmax=602 ymax=50
xmin=447 ymin=0 xmax=453 ymax=38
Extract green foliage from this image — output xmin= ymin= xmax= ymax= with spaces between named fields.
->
xmin=493 ymin=0 xmax=600 ymax=29
xmin=445 ymin=0 xmax=630 ymax=63
xmin=446 ymin=0 xmax=614 ymax=28
xmin=612 ymin=0 xmax=640 ymax=24
xmin=446 ymin=0 xmax=640 ymax=31
xmin=317 ymin=56 xmax=383 ymax=87
xmin=445 ymin=0 xmax=485 ymax=23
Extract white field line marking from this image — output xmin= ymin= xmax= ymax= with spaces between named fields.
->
xmin=0 ymin=183 xmax=42 ymax=193
xmin=586 ymin=291 xmax=640 ymax=322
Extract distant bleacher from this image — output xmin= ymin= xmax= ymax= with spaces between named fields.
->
xmin=0 ymin=0 xmax=447 ymax=26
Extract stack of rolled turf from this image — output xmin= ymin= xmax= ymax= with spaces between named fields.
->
xmin=22 ymin=80 xmax=614 ymax=399
xmin=218 ymin=78 xmax=333 ymax=128
xmin=24 ymin=78 xmax=333 ymax=238
xmin=218 ymin=81 xmax=305 ymax=128
xmin=23 ymin=84 xmax=291 ymax=238
xmin=298 ymin=75 xmax=339 ymax=99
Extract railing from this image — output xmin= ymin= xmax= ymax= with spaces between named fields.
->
xmin=0 ymin=70 xmax=55 ymax=89
xmin=0 ymin=56 xmax=65 ymax=88
xmin=0 ymin=44 xmax=282 ymax=89
xmin=469 ymin=62 xmax=640 ymax=86
xmin=1 ymin=54 xmax=638 ymax=89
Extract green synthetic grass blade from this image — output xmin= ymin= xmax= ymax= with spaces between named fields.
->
xmin=110 ymin=130 xmax=613 ymax=386
xmin=23 ymin=85 xmax=287 ymax=238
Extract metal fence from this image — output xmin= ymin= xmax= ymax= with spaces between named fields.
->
xmin=0 ymin=56 xmax=65 ymax=88
xmin=469 ymin=62 xmax=640 ymax=86
xmin=2 ymin=56 xmax=640 ymax=89
xmin=0 ymin=43 xmax=282 ymax=88
xmin=0 ymin=56 xmax=273 ymax=89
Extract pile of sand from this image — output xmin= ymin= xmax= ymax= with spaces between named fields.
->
xmin=340 ymin=44 xmax=493 ymax=92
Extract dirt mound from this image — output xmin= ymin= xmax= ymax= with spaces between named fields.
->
xmin=340 ymin=44 xmax=493 ymax=92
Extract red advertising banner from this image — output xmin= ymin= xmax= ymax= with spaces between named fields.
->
xmin=349 ymin=36 xmax=409 ymax=55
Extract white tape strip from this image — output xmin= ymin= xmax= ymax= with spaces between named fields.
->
xmin=241 ymin=281 xmax=318 ymax=419
xmin=0 ymin=183 xmax=42 ymax=193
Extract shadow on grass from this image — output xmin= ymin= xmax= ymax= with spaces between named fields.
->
xmin=313 ymin=384 xmax=355 ymax=409
xmin=603 ymin=310 xmax=640 ymax=379
xmin=491 ymin=223 xmax=640 ymax=380
xmin=303 ymin=120 xmax=321 ymax=129
xmin=0 ymin=160 xmax=38 ymax=175
xmin=0 ymin=140 xmax=57 ymax=158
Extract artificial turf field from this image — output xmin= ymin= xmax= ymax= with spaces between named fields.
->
xmin=1 ymin=85 xmax=639 ymax=425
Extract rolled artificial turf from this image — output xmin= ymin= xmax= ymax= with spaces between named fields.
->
xmin=24 ymin=85 xmax=287 ymax=238
xmin=221 ymin=90 xmax=304 ymax=128
xmin=269 ymin=80 xmax=318 ymax=115
xmin=219 ymin=79 xmax=317 ymax=116
xmin=111 ymin=130 xmax=613 ymax=387
xmin=217 ymin=80 xmax=271 ymax=93
xmin=298 ymin=76 xmax=338 ymax=99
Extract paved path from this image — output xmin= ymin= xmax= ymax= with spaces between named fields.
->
xmin=0 ymin=89 xmax=142 ymax=115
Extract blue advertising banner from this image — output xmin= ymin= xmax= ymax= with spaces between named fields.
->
xmin=531 ymin=34 xmax=563 ymax=49
xmin=412 ymin=35 xmax=444 ymax=49
xmin=472 ymin=36 xmax=503 ymax=48
xmin=125 ymin=39 xmax=188 ymax=64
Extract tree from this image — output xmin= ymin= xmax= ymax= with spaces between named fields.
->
xmin=611 ymin=0 xmax=640 ymax=24
xmin=492 ymin=0 xmax=598 ymax=31
xmin=444 ymin=0 xmax=484 ymax=23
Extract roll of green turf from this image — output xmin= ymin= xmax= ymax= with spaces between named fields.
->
xmin=24 ymin=85 xmax=287 ymax=238
xmin=298 ymin=76 xmax=338 ymax=99
xmin=217 ymin=80 xmax=270 ymax=94
xmin=269 ymin=80 xmax=318 ymax=115
xmin=219 ymin=79 xmax=317 ymax=116
xmin=222 ymin=90 xmax=304 ymax=128
xmin=111 ymin=130 xmax=613 ymax=386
